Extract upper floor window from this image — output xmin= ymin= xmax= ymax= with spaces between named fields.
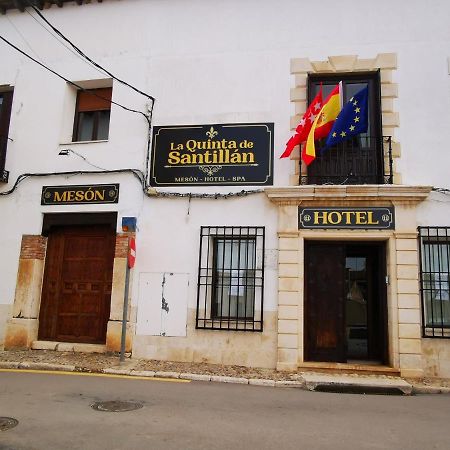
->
xmin=303 ymin=72 xmax=391 ymax=185
xmin=196 ymin=226 xmax=265 ymax=331
xmin=72 ymin=87 xmax=112 ymax=142
xmin=0 ymin=89 xmax=13 ymax=183
xmin=419 ymin=227 xmax=450 ymax=338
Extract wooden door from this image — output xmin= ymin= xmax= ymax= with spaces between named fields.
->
xmin=305 ymin=243 xmax=346 ymax=362
xmin=38 ymin=225 xmax=115 ymax=344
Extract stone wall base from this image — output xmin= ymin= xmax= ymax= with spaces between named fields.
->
xmin=4 ymin=318 xmax=39 ymax=349
xmin=106 ymin=320 xmax=134 ymax=353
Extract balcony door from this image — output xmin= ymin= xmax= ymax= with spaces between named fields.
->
xmin=305 ymin=72 xmax=384 ymax=185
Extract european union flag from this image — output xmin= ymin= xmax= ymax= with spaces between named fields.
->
xmin=323 ymin=85 xmax=369 ymax=150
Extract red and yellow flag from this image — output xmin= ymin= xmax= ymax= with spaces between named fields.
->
xmin=303 ymin=83 xmax=342 ymax=165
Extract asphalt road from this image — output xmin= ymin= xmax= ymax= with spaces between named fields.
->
xmin=0 ymin=370 xmax=449 ymax=450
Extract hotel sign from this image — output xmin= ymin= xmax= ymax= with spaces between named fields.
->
xmin=41 ymin=184 xmax=120 ymax=205
xmin=298 ymin=207 xmax=395 ymax=229
xmin=150 ymin=123 xmax=274 ymax=186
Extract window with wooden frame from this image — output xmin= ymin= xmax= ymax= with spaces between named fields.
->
xmin=303 ymin=72 xmax=391 ymax=185
xmin=196 ymin=226 xmax=265 ymax=331
xmin=419 ymin=227 xmax=450 ymax=338
xmin=72 ymin=87 xmax=112 ymax=142
xmin=0 ymin=89 xmax=13 ymax=183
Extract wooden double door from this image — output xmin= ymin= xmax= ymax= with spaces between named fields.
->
xmin=38 ymin=225 xmax=116 ymax=344
xmin=304 ymin=241 xmax=388 ymax=364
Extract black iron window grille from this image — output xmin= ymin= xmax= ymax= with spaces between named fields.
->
xmin=196 ymin=226 xmax=265 ymax=331
xmin=419 ymin=227 xmax=450 ymax=338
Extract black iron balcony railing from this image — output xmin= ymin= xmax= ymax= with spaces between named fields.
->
xmin=299 ymin=135 xmax=393 ymax=185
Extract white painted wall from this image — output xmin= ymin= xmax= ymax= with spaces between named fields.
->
xmin=1 ymin=0 xmax=450 ymax=358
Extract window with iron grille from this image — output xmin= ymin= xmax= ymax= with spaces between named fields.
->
xmin=419 ymin=227 xmax=450 ymax=338
xmin=196 ymin=226 xmax=265 ymax=331
xmin=302 ymin=72 xmax=393 ymax=185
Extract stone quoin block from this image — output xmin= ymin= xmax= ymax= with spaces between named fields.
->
xmin=278 ymin=333 xmax=298 ymax=349
xmin=382 ymin=112 xmax=400 ymax=127
xmin=374 ymin=53 xmax=398 ymax=70
xmin=277 ymin=348 xmax=298 ymax=364
xmin=381 ymin=83 xmax=398 ymax=98
xmin=278 ymin=305 xmax=298 ymax=320
xmin=396 ymin=265 xmax=418 ymax=280
xmin=290 ymin=58 xmax=313 ymax=74
xmin=399 ymin=338 xmax=422 ymax=355
xmin=279 ymin=277 xmax=299 ymax=292
xmin=397 ymin=294 xmax=420 ymax=310
xmin=290 ymin=87 xmax=307 ymax=102
xmin=278 ymin=250 xmax=299 ymax=264
xmin=353 ymin=58 xmax=375 ymax=71
xmin=279 ymin=237 xmax=299 ymax=251
xmin=278 ymin=319 xmax=298 ymax=334
xmin=328 ymin=55 xmax=358 ymax=71
xmin=399 ymin=323 xmax=421 ymax=340
xmin=398 ymin=308 xmax=421 ymax=325
xmin=278 ymin=291 xmax=300 ymax=306
xmin=278 ymin=263 xmax=299 ymax=278
xmin=396 ymin=251 xmax=418 ymax=266
xmin=397 ymin=279 xmax=419 ymax=294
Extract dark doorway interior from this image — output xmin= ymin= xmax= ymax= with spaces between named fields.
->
xmin=39 ymin=214 xmax=116 ymax=344
xmin=305 ymin=241 xmax=387 ymax=364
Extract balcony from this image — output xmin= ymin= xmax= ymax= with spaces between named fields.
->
xmin=299 ymin=136 xmax=393 ymax=186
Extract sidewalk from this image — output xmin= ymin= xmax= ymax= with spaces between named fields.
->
xmin=1 ymin=349 xmax=449 ymax=395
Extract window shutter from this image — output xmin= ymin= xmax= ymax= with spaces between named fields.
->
xmin=77 ymin=88 xmax=112 ymax=112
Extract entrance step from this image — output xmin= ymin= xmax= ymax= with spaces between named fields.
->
xmin=298 ymin=361 xmax=400 ymax=376
xmin=302 ymin=373 xmax=413 ymax=395
xmin=31 ymin=341 xmax=106 ymax=354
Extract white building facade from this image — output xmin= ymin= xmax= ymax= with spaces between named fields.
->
xmin=0 ymin=0 xmax=450 ymax=379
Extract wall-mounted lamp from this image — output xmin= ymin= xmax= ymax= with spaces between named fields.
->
xmin=58 ymin=149 xmax=70 ymax=156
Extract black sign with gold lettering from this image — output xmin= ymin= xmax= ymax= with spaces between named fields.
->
xmin=41 ymin=184 xmax=119 ymax=205
xmin=298 ymin=207 xmax=395 ymax=229
xmin=150 ymin=123 xmax=274 ymax=186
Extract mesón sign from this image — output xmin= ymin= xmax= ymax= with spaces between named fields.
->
xmin=150 ymin=123 xmax=274 ymax=186
xmin=298 ymin=207 xmax=395 ymax=229
xmin=41 ymin=184 xmax=120 ymax=205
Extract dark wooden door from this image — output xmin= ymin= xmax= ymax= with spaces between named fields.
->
xmin=38 ymin=225 xmax=115 ymax=344
xmin=305 ymin=243 xmax=346 ymax=362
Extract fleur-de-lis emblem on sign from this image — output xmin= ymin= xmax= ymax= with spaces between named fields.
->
xmin=206 ymin=126 xmax=218 ymax=139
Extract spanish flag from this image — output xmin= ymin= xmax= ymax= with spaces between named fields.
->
xmin=303 ymin=83 xmax=342 ymax=165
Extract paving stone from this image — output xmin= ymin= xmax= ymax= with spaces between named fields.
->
xmin=211 ymin=376 xmax=249 ymax=384
xmin=130 ymin=370 xmax=156 ymax=377
xmin=275 ymin=380 xmax=304 ymax=387
xmin=103 ymin=368 xmax=131 ymax=375
xmin=180 ymin=373 xmax=212 ymax=382
xmin=249 ymin=379 xmax=276 ymax=387
xmin=155 ymin=371 xmax=181 ymax=379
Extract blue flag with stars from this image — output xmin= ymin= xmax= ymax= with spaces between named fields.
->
xmin=323 ymin=85 xmax=369 ymax=150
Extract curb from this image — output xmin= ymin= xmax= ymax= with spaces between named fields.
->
xmin=412 ymin=385 xmax=450 ymax=395
xmin=1 ymin=360 xmax=449 ymax=393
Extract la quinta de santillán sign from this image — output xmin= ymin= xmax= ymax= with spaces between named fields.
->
xmin=150 ymin=123 xmax=274 ymax=186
